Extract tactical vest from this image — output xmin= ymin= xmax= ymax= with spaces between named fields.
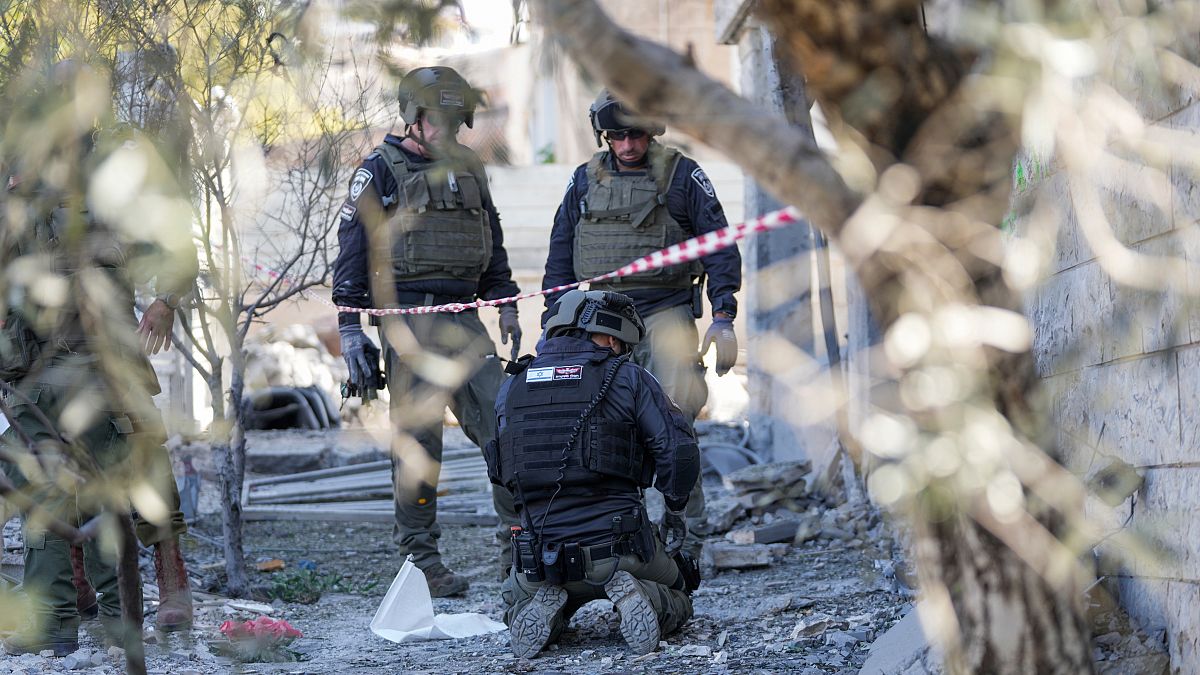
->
xmin=0 ymin=195 xmax=134 ymax=381
xmin=574 ymin=145 xmax=702 ymax=290
xmin=495 ymin=356 xmax=653 ymax=499
xmin=372 ymin=142 xmax=492 ymax=286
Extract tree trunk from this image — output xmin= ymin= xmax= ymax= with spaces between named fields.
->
xmin=116 ymin=513 xmax=147 ymax=675
xmin=225 ymin=336 xmax=250 ymax=598
xmin=207 ymin=359 xmax=250 ymax=598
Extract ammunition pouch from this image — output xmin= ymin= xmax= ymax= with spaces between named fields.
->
xmin=0 ymin=312 xmax=41 ymax=382
xmin=541 ymin=542 xmax=585 ymax=585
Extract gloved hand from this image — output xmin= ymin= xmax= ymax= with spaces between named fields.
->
xmin=661 ymin=508 xmax=688 ymax=556
xmin=339 ymin=324 xmax=380 ymax=388
xmin=701 ymin=317 xmax=737 ymax=376
xmin=498 ymin=305 xmax=522 ymax=361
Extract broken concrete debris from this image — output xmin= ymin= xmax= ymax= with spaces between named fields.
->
xmin=707 ymin=542 xmax=773 ymax=570
xmin=791 ymin=614 xmax=850 ymax=639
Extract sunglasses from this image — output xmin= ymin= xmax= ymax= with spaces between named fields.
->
xmin=605 ymin=129 xmax=647 ymax=142
xmin=423 ymin=111 xmax=464 ymax=129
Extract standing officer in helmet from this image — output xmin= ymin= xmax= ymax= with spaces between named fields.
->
xmin=486 ymin=289 xmax=700 ymax=658
xmin=333 ymin=66 xmax=522 ymax=596
xmin=541 ymin=90 xmax=742 ymax=556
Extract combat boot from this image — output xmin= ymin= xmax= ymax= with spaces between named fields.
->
xmin=421 ymin=562 xmax=469 ymax=597
xmin=604 ymin=570 xmax=660 ymax=655
xmin=153 ymin=537 xmax=194 ymax=632
xmin=3 ymin=616 xmax=80 ymax=657
xmin=508 ymin=584 xmax=567 ymax=658
xmin=70 ymin=545 xmax=98 ymax=620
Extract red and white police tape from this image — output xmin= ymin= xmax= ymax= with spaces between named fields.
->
xmin=259 ymin=206 xmax=803 ymax=316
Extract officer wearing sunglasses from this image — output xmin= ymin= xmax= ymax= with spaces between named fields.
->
xmin=540 ymin=90 xmax=742 ymax=560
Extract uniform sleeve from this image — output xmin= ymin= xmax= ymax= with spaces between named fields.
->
xmin=632 ymin=367 xmax=700 ymax=512
xmin=673 ymin=158 xmax=741 ymax=318
xmin=540 ymin=165 xmax=588 ymax=325
xmin=332 ymin=155 xmax=392 ymax=327
xmin=474 ymin=163 xmax=521 ymax=302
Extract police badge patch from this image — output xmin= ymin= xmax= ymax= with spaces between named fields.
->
xmin=691 ymin=167 xmax=715 ymax=198
xmin=349 ymin=168 xmax=373 ymax=202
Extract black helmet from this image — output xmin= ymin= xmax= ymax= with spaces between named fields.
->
xmin=543 ymin=290 xmax=645 ymax=346
xmin=588 ymin=89 xmax=664 ymax=147
xmin=397 ymin=66 xmax=482 ymax=129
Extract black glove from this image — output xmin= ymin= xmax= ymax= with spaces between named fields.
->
xmin=661 ymin=508 xmax=688 ymax=556
xmin=701 ymin=317 xmax=737 ymax=376
xmin=339 ymin=324 xmax=380 ymax=388
xmin=498 ymin=305 xmax=522 ymax=361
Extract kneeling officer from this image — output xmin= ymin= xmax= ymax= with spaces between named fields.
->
xmin=485 ymin=290 xmax=701 ymax=658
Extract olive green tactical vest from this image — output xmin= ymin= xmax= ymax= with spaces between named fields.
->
xmin=1 ymin=198 xmax=135 ymax=381
xmin=372 ymin=142 xmax=492 ymax=286
xmin=574 ymin=145 xmax=701 ymax=290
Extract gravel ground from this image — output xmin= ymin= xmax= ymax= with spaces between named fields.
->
xmin=3 ymin=490 xmax=909 ymax=674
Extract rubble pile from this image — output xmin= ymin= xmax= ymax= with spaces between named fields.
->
xmin=697 ymin=458 xmax=891 ymax=575
xmin=243 ymin=324 xmax=348 ymax=414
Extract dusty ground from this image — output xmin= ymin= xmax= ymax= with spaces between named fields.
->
xmin=3 ymin=425 xmax=1169 ymax=674
xmin=2 ymin=422 xmax=911 ymax=674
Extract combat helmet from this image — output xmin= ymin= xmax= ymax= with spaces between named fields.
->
xmin=543 ymin=290 xmax=645 ymax=346
xmin=397 ymin=66 xmax=483 ymax=128
xmin=588 ymin=89 xmax=664 ymax=147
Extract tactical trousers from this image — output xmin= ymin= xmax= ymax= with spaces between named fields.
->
xmin=631 ymin=304 xmax=707 ymax=551
xmin=501 ymin=533 xmax=693 ymax=643
xmin=0 ymin=369 xmax=138 ymax=631
xmin=381 ymin=307 xmax=519 ymax=569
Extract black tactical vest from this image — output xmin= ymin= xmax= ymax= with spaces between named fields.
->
xmin=496 ymin=355 xmax=653 ymax=498
xmin=372 ymin=142 xmax=492 ymax=285
xmin=575 ymin=144 xmax=701 ymax=290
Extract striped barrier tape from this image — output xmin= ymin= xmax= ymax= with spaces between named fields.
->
xmin=329 ymin=205 xmax=803 ymax=316
xmin=239 ymin=206 xmax=803 ymax=316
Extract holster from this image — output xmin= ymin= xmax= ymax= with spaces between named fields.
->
xmin=610 ymin=507 xmax=655 ymax=563
xmin=690 ymin=274 xmax=706 ymax=320
xmin=672 ymin=550 xmax=702 ymax=594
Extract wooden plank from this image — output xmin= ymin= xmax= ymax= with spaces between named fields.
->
xmin=247 ymin=460 xmax=392 ymax=488
xmin=242 ymin=505 xmax=498 ymax=526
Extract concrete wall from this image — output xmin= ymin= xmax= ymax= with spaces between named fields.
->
xmin=1021 ymin=99 xmax=1200 ymax=671
xmin=715 ymin=0 xmax=847 ymax=474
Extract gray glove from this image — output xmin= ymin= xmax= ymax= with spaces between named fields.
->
xmin=661 ymin=508 xmax=688 ymax=556
xmin=498 ymin=305 xmax=522 ymax=361
xmin=701 ymin=317 xmax=737 ymax=376
xmin=339 ymin=324 xmax=380 ymax=388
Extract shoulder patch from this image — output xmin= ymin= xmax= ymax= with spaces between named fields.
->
xmin=349 ymin=167 xmax=373 ymax=202
xmin=691 ymin=167 xmax=715 ymax=198
xmin=339 ymin=202 xmax=357 ymax=221
xmin=565 ymin=174 xmax=575 ymax=192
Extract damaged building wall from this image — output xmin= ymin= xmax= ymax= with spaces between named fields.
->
xmin=720 ymin=0 xmax=1198 ymax=672
xmin=1023 ymin=106 xmax=1200 ymax=673
xmin=714 ymin=3 xmax=847 ymax=478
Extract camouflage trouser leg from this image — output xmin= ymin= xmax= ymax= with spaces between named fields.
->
xmin=383 ymin=309 xmax=518 ymax=570
xmin=502 ymin=534 xmax=693 ymax=643
xmin=132 ymin=441 xmax=187 ymax=546
xmin=632 ymin=304 xmax=708 ymax=554
xmin=1 ymin=380 xmax=132 ymax=633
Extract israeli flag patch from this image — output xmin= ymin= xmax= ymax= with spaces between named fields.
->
xmin=527 ymin=365 xmax=583 ymax=383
